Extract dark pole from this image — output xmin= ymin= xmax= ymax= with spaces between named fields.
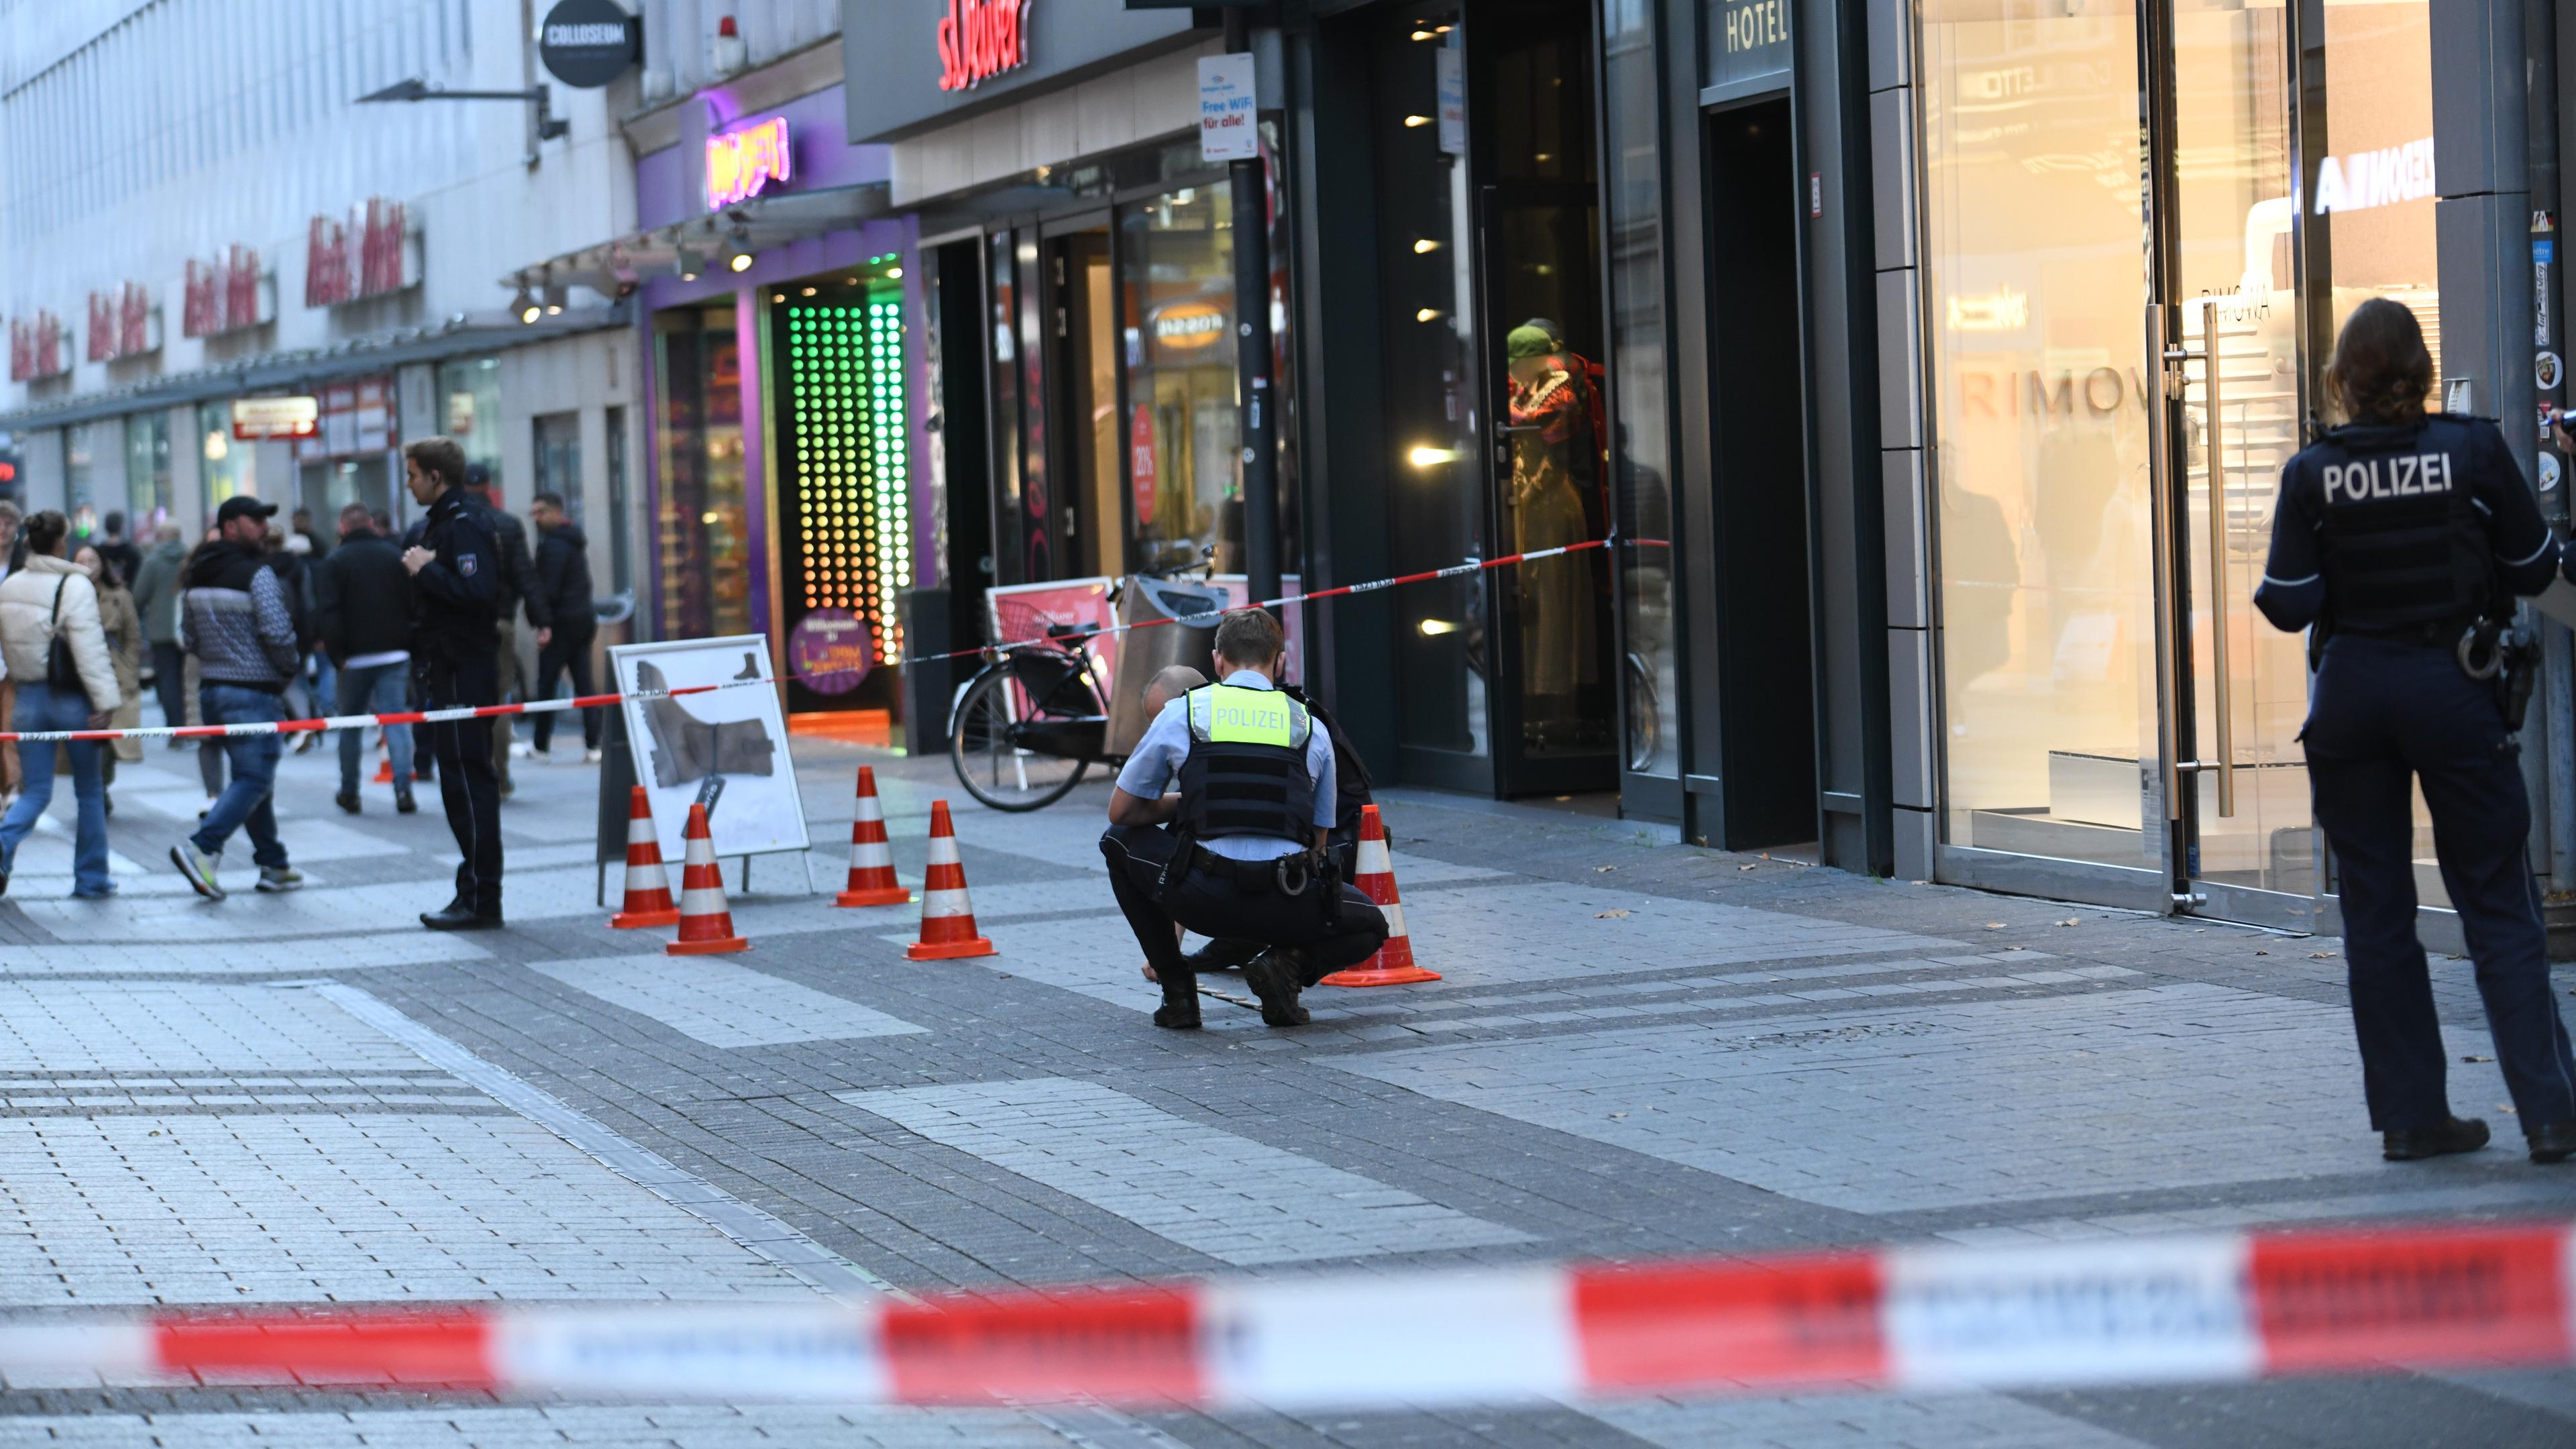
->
xmin=1225 ymin=8 xmax=1280 ymax=609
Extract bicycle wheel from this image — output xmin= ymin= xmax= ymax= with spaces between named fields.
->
xmin=1625 ymin=651 xmax=1661 ymax=773
xmin=950 ymin=664 xmax=1092 ymax=812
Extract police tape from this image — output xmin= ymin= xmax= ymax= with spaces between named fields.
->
xmin=0 ymin=1219 xmax=2566 ymax=1405
xmin=0 ymin=540 xmax=1624 ymax=743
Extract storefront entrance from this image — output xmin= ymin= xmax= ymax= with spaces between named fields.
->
xmin=1366 ymin=0 xmax=1618 ymax=798
xmin=1924 ymin=0 xmax=2444 ymax=930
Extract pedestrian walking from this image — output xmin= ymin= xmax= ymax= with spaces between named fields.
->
xmin=0 ymin=511 xmax=121 ymax=898
xmin=401 ymin=437 xmax=506 ymax=930
xmin=270 ymin=523 xmax=324 ymax=753
xmin=168 ymin=497 xmax=305 ymax=900
xmin=2255 ymin=297 xmax=2576 ymax=1166
xmin=466 ymin=464 xmax=549 ymax=794
xmin=0 ymin=501 xmax=22 ymax=804
xmin=74 ymin=544 xmax=144 ymax=815
xmin=315 ymin=503 xmax=417 ymax=815
xmin=93 ymin=511 xmax=142 ymax=588
xmin=130 ymin=522 xmax=188 ymax=737
xmin=527 ymin=490 xmax=599 ymax=761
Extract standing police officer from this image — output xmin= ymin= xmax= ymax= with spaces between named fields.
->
xmin=399 ymin=437 xmax=506 ymax=931
xmin=2256 ymin=298 xmax=2576 ymax=1164
xmin=1102 ymin=609 xmax=1387 ymax=1028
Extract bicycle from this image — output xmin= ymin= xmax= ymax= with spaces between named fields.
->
xmin=947 ymin=558 xmax=1218 ymax=812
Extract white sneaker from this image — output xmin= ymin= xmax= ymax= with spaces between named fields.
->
xmin=583 ymin=748 xmax=603 ymax=764
xmin=255 ymin=865 xmax=305 ymax=893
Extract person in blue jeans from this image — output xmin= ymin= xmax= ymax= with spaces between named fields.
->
xmin=315 ymin=503 xmax=415 ymax=813
xmin=170 ymin=497 xmax=303 ymax=900
xmin=0 ymin=510 xmax=123 ymax=898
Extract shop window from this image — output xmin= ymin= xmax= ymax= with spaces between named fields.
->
xmin=1600 ymin=0 xmax=1678 ymax=781
xmin=534 ymin=411 xmax=583 ymax=525
xmin=605 ymin=406 xmax=633 ymax=597
xmin=773 ymin=262 xmax=913 ymax=712
xmin=123 ymin=411 xmax=172 ymax=535
xmin=63 ymin=421 xmax=99 ymax=537
xmin=1122 ymin=187 xmax=1242 ymax=573
xmin=654 ymin=307 xmax=751 ymax=641
xmin=1921 ymin=0 xmax=2159 ymax=866
xmin=197 ymin=400 xmax=254 ymax=511
xmin=436 ymin=358 xmax=504 ymax=496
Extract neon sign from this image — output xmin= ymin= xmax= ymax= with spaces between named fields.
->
xmin=706 ymin=116 xmax=793 ymax=210
xmin=937 ymin=0 xmax=1030 ymax=93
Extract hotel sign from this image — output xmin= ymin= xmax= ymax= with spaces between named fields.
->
xmin=1704 ymin=0 xmax=1791 ymax=94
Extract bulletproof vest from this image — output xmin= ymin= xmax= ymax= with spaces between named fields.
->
xmin=2308 ymin=414 xmax=2496 ymax=633
xmin=1178 ymin=683 xmax=1317 ymax=844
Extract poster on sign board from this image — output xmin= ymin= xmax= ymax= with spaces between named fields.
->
xmin=610 ymin=635 xmax=810 ymax=873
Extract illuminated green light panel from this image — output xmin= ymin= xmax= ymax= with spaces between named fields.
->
xmin=786 ymin=293 xmax=908 ymax=660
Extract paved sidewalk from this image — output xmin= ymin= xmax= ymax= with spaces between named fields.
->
xmin=0 ymin=729 xmax=2571 ymax=1447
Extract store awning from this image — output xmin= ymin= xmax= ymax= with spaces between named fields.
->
xmin=0 ymin=306 xmax=630 ymax=435
xmin=502 ymin=181 xmax=894 ymax=296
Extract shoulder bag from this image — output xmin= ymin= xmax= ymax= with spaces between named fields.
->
xmin=44 ymin=576 xmax=84 ymax=697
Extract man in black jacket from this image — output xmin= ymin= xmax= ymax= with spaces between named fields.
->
xmin=315 ymin=503 xmax=417 ymax=816
xmin=527 ymin=491 xmax=600 ymax=759
xmin=402 ymin=438 xmax=506 ymax=930
xmin=463 ymin=464 xmax=551 ymax=795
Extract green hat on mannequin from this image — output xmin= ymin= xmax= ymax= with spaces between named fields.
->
xmin=1505 ymin=324 xmax=1556 ymax=362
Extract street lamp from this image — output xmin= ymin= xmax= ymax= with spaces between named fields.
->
xmin=358 ymin=77 xmax=569 ymax=142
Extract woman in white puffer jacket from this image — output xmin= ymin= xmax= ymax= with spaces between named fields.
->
xmin=0 ymin=510 xmax=121 ymax=898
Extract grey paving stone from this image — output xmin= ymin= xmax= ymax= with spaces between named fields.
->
xmin=525 ymin=955 xmax=927 ymax=1048
xmin=838 ymin=1077 xmax=1530 ymax=1265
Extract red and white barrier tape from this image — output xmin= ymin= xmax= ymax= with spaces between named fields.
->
xmin=0 ymin=541 xmax=1622 ymax=743
xmin=0 ymin=1221 xmax=2567 ymax=1405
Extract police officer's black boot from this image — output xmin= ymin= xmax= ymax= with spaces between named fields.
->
xmin=1153 ymin=970 xmax=1201 ymax=1029
xmin=1242 ymin=949 xmax=1310 ymax=1028
xmin=2382 ymin=1114 xmax=2489 ymax=1161
xmin=2528 ymin=1120 xmax=2576 ymax=1165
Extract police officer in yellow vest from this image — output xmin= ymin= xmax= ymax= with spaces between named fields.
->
xmin=1103 ymin=608 xmax=1388 ymax=1028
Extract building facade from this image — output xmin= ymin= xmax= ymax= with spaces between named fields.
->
xmin=0 ymin=0 xmax=642 ymax=632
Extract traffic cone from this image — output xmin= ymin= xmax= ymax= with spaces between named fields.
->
xmin=1322 ymin=804 xmax=1440 ymax=986
xmin=609 ymin=785 xmax=681 ymax=928
xmin=372 ymin=755 xmax=394 ymax=785
xmin=667 ymin=802 xmax=749 ymax=955
xmin=834 ymin=766 xmax=911 ymax=907
xmin=906 ymin=800 xmax=994 ymax=959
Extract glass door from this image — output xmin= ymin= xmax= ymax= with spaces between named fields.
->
xmin=2147 ymin=0 xmax=2319 ymax=929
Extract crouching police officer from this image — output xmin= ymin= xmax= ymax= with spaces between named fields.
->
xmin=1102 ymin=608 xmax=1387 ymax=1028
xmin=2256 ymin=298 xmax=2576 ymax=1165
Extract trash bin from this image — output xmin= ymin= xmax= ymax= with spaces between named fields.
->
xmin=1105 ymin=575 xmax=1225 ymax=756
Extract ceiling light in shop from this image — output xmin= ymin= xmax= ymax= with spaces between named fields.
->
xmin=1413 ymin=239 xmax=1441 ymax=254
xmin=1407 ymin=445 xmax=1458 ymax=468
xmin=1415 ymin=308 xmax=1442 ymax=323
xmin=802 ymin=286 xmax=818 ymax=297
xmin=1411 ymin=30 xmax=1436 ymax=40
xmin=1404 ymin=115 xmax=1431 ymax=127
xmin=888 ymin=268 xmax=902 ymax=278
xmin=1418 ymin=619 xmax=1458 ymax=636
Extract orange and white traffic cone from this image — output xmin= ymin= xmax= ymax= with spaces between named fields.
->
xmin=372 ymin=754 xmax=394 ymax=786
xmin=834 ymin=765 xmax=911 ymax=908
xmin=609 ymin=785 xmax=681 ymax=928
xmin=667 ymin=802 xmax=749 ymax=955
xmin=906 ymin=800 xmax=994 ymax=960
xmin=1322 ymin=804 xmax=1440 ymax=987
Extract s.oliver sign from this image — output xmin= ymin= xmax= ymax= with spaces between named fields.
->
xmin=840 ymin=0 xmax=1194 ymax=141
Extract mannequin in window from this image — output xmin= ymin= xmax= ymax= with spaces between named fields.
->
xmin=1504 ymin=323 xmax=1599 ymax=743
